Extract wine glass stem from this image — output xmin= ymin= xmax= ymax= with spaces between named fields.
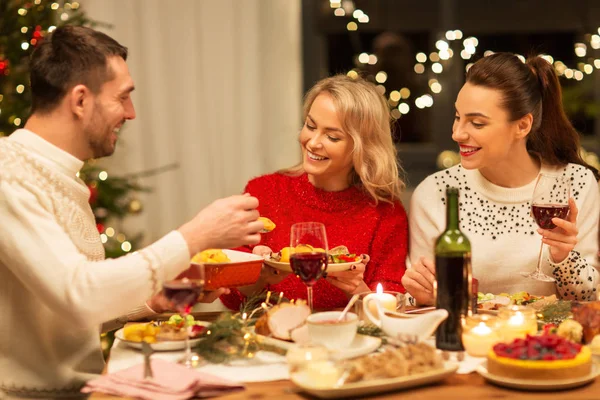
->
xmin=307 ymin=285 xmax=314 ymax=311
xmin=536 ymin=241 xmax=544 ymax=275
xmin=183 ymin=312 xmax=191 ymax=361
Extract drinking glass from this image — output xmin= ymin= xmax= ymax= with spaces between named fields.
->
xmin=520 ymin=173 xmax=570 ymax=282
xmin=162 ymin=263 xmax=205 ymax=367
xmin=290 ymin=222 xmax=329 ymax=311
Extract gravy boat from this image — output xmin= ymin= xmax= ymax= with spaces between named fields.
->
xmin=364 ymin=298 xmax=448 ymax=342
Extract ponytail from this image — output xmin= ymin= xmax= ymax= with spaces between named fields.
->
xmin=526 ymin=57 xmax=599 ymax=180
xmin=466 ymin=53 xmax=599 ymax=180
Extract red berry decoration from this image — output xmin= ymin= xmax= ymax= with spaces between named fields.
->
xmin=493 ymin=334 xmax=581 ymax=361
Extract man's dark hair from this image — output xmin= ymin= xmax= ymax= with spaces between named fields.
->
xmin=30 ymin=25 xmax=128 ymax=113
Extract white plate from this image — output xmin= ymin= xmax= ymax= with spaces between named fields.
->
xmin=476 ymin=361 xmax=600 ymax=391
xmin=263 ymin=258 xmax=358 ymax=273
xmin=291 ymin=361 xmax=458 ymax=399
xmin=115 ymin=323 xmax=207 ymax=352
xmin=255 ymin=332 xmax=381 ymax=361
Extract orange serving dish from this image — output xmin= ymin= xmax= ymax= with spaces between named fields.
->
xmin=191 ymin=249 xmax=264 ymax=290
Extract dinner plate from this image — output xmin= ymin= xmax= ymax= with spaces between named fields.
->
xmin=476 ymin=361 xmax=599 ymax=391
xmin=291 ymin=361 xmax=458 ymax=399
xmin=263 ymin=258 xmax=358 ymax=273
xmin=115 ymin=322 xmax=208 ymax=351
xmin=255 ymin=332 xmax=381 ymax=361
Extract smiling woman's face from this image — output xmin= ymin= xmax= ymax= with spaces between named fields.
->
xmin=452 ymin=82 xmax=524 ymax=172
xmin=300 ymin=93 xmax=354 ymax=188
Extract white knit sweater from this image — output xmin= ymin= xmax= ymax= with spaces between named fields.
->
xmin=0 ymin=130 xmax=190 ymax=398
xmin=409 ymin=163 xmax=600 ymax=300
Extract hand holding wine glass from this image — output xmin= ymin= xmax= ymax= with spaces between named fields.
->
xmin=521 ymin=173 xmax=571 ymax=282
xmin=290 ymin=222 xmax=329 ymax=311
xmin=539 ymin=197 xmax=579 ymax=263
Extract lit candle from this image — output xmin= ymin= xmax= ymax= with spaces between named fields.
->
xmin=498 ymin=306 xmax=537 ymax=343
xmin=363 ymin=283 xmax=397 ymax=319
xmin=461 ymin=315 xmax=501 ymax=357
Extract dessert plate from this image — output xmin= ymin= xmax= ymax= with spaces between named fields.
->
xmin=115 ymin=321 xmax=209 ymax=352
xmin=476 ymin=361 xmax=600 ymax=391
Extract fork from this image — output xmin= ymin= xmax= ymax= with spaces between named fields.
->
xmin=141 ymin=341 xmax=154 ymax=379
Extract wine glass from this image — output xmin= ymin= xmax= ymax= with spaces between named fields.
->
xmin=520 ymin=173 xmax=570 ymax=282
xmin=162 ymin=263 xmax=205 ymax=367
xmin=290 ymin=222 xmax=329 ymax=311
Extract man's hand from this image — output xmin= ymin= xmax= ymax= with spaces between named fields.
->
xmin=146 ymin=288 xmax=232 ymax=313
xmin=178 ymin=194 xmax=264 ymax=256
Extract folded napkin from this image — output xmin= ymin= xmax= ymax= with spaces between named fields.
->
xmin=82 ymin=359 xmax=244 ymax=400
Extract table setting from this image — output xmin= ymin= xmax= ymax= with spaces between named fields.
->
xmin=87 ymin=220 xmax=600 ymax=400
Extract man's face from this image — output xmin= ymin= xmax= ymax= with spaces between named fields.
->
xmin=84 ymin=56 xmax=136 ymax=158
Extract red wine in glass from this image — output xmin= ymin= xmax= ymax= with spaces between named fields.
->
xmin=162 ymin=262 xmax=205 ymax=368
xmin=520 ymin=173 xmax=570 ymax=282
xmin=163 ymin=279 xmax=204 ymax=314
xmin=531 ymin=204 xmax=569 ymax=230
xmin=290 ymin=222 xmax=329 ymax=311
xmin=290 ymin=252 xmax=328 ymax=287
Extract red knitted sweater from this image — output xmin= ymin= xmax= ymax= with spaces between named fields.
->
xmin=220 ymin=173 xmax=408 ymax=310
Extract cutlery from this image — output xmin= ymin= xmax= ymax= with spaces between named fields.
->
xmin=404 ymin=306 xmax=437 ymax=314
xmin=141 ymin=341 xmax=154 ymax=379
xmin=337 ymin=294 xmax=360 ymax=322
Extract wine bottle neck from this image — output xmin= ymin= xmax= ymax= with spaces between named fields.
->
xmin=446 ymin=191 xmax=459 ymax=230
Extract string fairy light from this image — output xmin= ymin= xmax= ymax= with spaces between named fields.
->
xmin=330 ymin=0 xmax=600 ymax=115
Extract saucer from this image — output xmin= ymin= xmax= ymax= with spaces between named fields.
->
xmin=476 ymin=361 xmax=600 ymax=391
xmin=256 ymin=333 xmax=381 ymax=360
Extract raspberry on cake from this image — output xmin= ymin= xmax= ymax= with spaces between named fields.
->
xmin=487 ymin=334 xmax=592 ymax=380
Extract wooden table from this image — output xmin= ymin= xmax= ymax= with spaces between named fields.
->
xmin=90 ymin=371 xmax=600 ymax=399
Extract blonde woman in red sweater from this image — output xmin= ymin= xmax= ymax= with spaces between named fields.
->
xmin=221 ymin=75 xmax=408 ymax=310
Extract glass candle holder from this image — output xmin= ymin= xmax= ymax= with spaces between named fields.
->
xmin=461 ymin=314 xmax=501 ymax=357
xmin=355 ymin=289 xmax=405 ymax=324
xmin=286 ymin=344 xmax=330 ymax=374
xmin=497 ymin=305 xmax=538 ymax=343
xmin=286 ymin=344 xmax=340 ymax=388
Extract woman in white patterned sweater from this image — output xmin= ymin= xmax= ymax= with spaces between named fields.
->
xmin=403 ymin=53 xmax=600 ymax=305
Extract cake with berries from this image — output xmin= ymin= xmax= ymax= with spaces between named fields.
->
xmin=487 ymin=334 xmax=592 ymax=380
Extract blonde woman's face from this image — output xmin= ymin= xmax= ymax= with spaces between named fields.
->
xmin=300 ymin=93 xmax=354 ymax=187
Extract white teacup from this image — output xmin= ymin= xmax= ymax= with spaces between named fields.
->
xmin=306 ymin=311 xmax=358 ymax=350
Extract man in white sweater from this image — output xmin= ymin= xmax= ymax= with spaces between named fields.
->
xmin=0 ymin=26 xmax=264 ymax=398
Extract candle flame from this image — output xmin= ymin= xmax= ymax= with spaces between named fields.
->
xmin=508 ymin=312 xmax=525 ymax=326
xmin=472 ymin=322 xmax=493 ymax=336
xmin=376 ymin=283 xmax=383 ymax=294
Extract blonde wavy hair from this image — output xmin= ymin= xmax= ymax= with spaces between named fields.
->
xmin=280 ymin=75 xmax=405 ymax=204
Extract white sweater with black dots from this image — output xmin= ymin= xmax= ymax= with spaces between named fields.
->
xmin=409 ymin=163 xmax=600 ymax=301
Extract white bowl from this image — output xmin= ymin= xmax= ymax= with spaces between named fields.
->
xmin=307 ymin=311 xmax=358 ymax=350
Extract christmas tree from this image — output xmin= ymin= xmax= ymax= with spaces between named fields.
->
xmin=0 ymin=0 xmax=145 ymax=258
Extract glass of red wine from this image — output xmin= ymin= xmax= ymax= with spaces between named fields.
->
xmin=520 ymin=173 xmax=570 ymax=282
xmin=162 ymin=263 xmax=205 ymax=367
xmin=290 ymin=222 xmax=329 ymax=311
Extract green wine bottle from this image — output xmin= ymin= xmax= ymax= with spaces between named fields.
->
xmin=435 ymin=187 xmax=472 ymax=351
